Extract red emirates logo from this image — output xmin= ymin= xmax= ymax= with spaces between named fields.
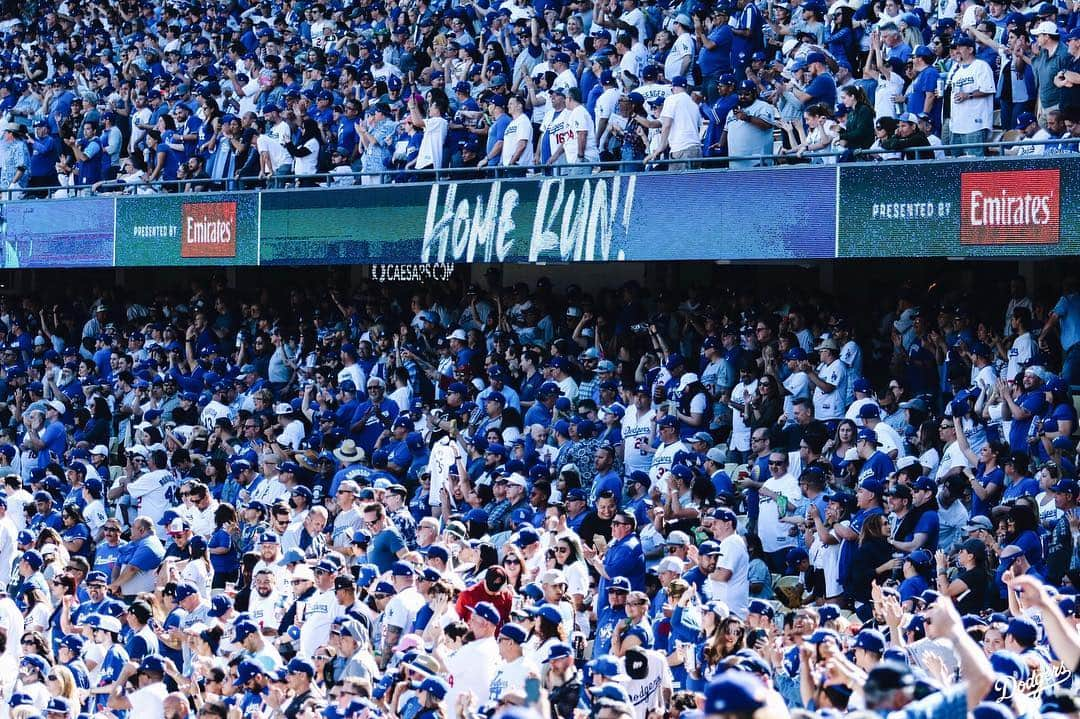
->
xmin=181 ymin=202 xmax=237 ymax=257
xmin=960 ymin=170 xmax=1060 ymax=245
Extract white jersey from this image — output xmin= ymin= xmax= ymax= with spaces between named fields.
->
xmin=782 ymin=371 xmax=810 ymax=420
xmin=729 ymin=379 xmax=757 ymax=451
xmin=625 ymin=650 xmax=673 ymax=719
xmin=594 ymin=87 xmax=621 ymax=134
xmin=948 ymin=59 xmax=995 ymax=135
xmin=0 ymin=517 xmax=15 ymax=586
xmin=428 ymin=437 xmax=460 ymax=508
xmin=1007 ymin=333 xmax=1034 ymax=382
xmin=200 ymin=400 xmax=232 ymax=430
xmin=567 ymin=104 xmax=600 ymax=163
xmin=127 ymin=469 xmax=174 ymax=532
xmin=337 ymin=364 xmax=366 ymax=392
xmin=812 ymin=359 xmax=846 ymax=420
xmin=622 ymin=406 xmax=655 ymax=475
xmin=649 ymin=440 xmax=689 ymax=494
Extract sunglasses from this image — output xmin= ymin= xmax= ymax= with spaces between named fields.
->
xmin=768 ymin=461 xmax=786 ymax=466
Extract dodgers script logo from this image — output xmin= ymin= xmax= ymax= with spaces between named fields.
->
xmin=181 ymin=202 xmax=238 ymax=258
xmin=960 ymin=170 xmax=1060 ymax=245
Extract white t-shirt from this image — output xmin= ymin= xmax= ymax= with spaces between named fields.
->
xmin=873 ymin=71 xmax=906 ymax=119
xmin=1007 ymin=333 xmax=1034 ymax=382
xmin=709 ymin=533 xmax=750 ymax=618
xmin=595 ymin=88 xmax=621 ymax=134
xmin=128 ymin=681 xmax=167 ymax=716
xmin=248 ymin=588 xmax=285 ymax=630
xmin=500 ymin=114 xmax=534 ymax=167
xmin=445 ymin=637 xmax=501 ymax=711
xmin=659 ymin=91 xmax=701 ymax=153
xmin=812 ymin=359 xmax=846 ymax=420
xmin=416 ymin=115 xmax=448 ymax=170
xmin=256 ymin=133 xmax=292 ymax=171
xmin=620 ymin=7 xmax=649 ymax=43
xmin=934 ymin=441 xmax=971 ymax=481
xmin=0 ymin=517 xmax=16 ymax=586
xmin=664 ymin=32 xmax=695 ymax=81
xmin=554 ymin=68 xmax=578 ymax=92
xmin=948 ymin=59 xmax=995 ymax=134
xmin=487 ymin=655 xmax=539 ymax=702
xmin=384 ymin=586 xmax=425 ymax=634
xmin=293 ymin=137 xmax=320 ymax=175
xmin=622 ymin=407 xmax=655 ymax=475
xmin=567 ymin=104 xmax=600 ymax=162
xmin=783 ymin=371 xmax=810 ymax=420
xmin=299 ymin=587 xmax=344 ymax=658
xmin=757 ymin=473 xmax=803 ymax=553
xmin=870 ymin=421 xmax=904 ymax=458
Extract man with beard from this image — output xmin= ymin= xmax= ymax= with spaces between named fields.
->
xmin=721 ymin=80 xmax=777 ymax=169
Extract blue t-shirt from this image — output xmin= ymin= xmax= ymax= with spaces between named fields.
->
xmin=39 ymin=420 xmax=67 ymax=467
xmin=909 ymin=66 xmax=941 ymax=127
xmin=93 ymin=541 xmax=125 ymax=578
xmin=805 ymin=73 xmax=838 ymax=108
xmin=93 ymin=645 xmax=130 ymax=711
xmin=859 ymin=451 xmax=895 ymax=483
xmin=486 ymin=113 xmax=511 ymax=157
xmin=912 ymin=509 xmax=940 ymax=552
xmin=209 ymin=526 xmax=240 ymax=574
xmin=971 ymin=464 xmax=1004 ymax=519
xmin=591 ymin=469 xmax=622 ymax=504
xmin=1053 ymin=292 xmax=1080 ymax=351
xmin=1008 ymin=390 xmax=1047 ymax=453
xmin=899 ymin=574 xmax=929 ymax=604
xmin=123 ymin=535 xmax=165 ymax=574
xmin=368 ymin=527 xmax=405 ymax=572
xmin=62 ymin=523 xmax=92 ymax=560
xmin=1002 ymin=475 xmax=1039 ymax=501
xmin=698 ymin=25 xmax=734 ymax=75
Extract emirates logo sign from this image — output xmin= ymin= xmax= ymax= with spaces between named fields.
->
xmin=960 ymin=169 xmax=1060 ymax=245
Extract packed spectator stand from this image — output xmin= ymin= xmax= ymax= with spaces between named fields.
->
xmin=0 ymin=268 xmax=1073 ymax=719
xmin=0 ymin=0 xmax=1077 ymax=196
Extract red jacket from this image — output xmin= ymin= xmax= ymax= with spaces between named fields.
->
xmin=456 ymin=582 xmax=513 ymax=626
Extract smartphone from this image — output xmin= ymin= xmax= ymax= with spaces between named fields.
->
xmin=525 ymin=677 xmax=540 ymax=705
xmin=592 ymin=534 xmax=607 ymax=553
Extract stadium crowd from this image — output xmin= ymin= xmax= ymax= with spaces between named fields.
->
xmin=0 ymin=0 xmax=1076 ymax=194
xmin=0 ymin=268 xmax=1073 ymax=719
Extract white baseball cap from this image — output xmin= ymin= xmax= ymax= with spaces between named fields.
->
xmin=1033 ymin=20 xmax=1059 ymax=35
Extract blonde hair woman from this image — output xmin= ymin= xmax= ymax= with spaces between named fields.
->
xmin=46 ymin=665 xmax=81 ymax=717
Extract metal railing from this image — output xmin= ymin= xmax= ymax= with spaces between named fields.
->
xmin=6 ymin=136 xmax=1076 ymax=202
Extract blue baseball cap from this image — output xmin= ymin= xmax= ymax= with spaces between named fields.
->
xmin=704 ymin=671 xmax=771 ymax=714
xmin=473 ymin=601 xmax=500 ymax=626
xmin=853 ymin=629 xmax=886 ymax=654
xmin=588 ymin=655 xmax=629 ymax=680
